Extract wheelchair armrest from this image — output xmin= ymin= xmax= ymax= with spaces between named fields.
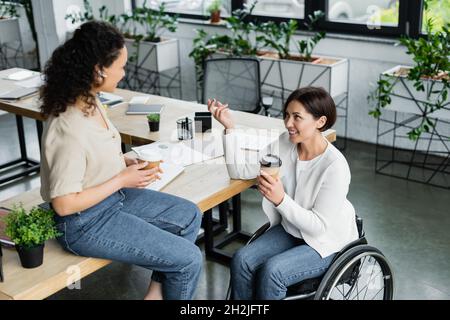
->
xmin=356 ymin=215 xmax=364 ymax=238
xmin=261 ymin=96 xmax=273 ymax=109
xmin=246 ymin=222 xmax=271 ymax=245
xmin=260 ymin=96 xmax=274 ymax=117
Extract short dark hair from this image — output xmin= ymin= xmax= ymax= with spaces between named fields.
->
xmin=283 ymin=87 xmax=336 ymax=132
xmin=40 ymin=21 xmax=125 ymax=118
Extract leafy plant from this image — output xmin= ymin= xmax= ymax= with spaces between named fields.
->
xmin=0 ymin=0 xmax=19 ymax=18
xmin=257 ymin=20 xmax=298 ymax=59
xmin=189 ymin=29 xmax=232 ymax=100
xmin=256 ymin=10 xmax=325 ymax=61
xmin=422 ymin=0 xmax=450 ymax=33
xmin=65 ymin=0 xmax=94 ymax=24
xmin=122 ymin=1 xmax=178 ymax=42
xmin=296 ymin=11 xmax=326 ymax=61
xmin=224 ymin=1 xmax=259 ymax=56
xmin=368 ymin=18 xmax=450 ymax=141
xmin=4 ymin=205 xmax=61 ymax=249
xmin=207 ymin=0 xmax=222 ymax=14
xmin=147 ymin=113 xmax=160 ymax=122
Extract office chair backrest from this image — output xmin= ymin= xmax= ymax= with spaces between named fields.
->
xmin=202 ymin=57 xmax=262 ymax=114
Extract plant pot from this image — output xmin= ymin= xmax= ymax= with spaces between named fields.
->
xmin=210 ymin=51 xmax=349 ymax=98
xmin=16 ymin=244 xmax=44 ymax=269
xmin=258 ymin=53 xmax=349 ymax=98
xmin=210 ymin=11 xmax=221 ymax=23
xmin=381 ymin=65 xmax=450 ymax=121
xmin=0 ymin=17 xmax=21 ymax=45
xmin=125 ymin=37 xmax=179 ymax=72
xmin=148 ymin=121 xmax=160 ymax=132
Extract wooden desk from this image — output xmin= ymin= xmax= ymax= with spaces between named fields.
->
xmin=106 ymin=89 xmax=336 ymax=146
xmin=0 ymin=69 xmax=337 ymax=299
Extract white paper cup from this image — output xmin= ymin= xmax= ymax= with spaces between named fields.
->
xmin=138 ymin=150 xmax=162 ymax=170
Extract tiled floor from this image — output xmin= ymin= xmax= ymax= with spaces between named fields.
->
xmin=0 ymin=114 xmax=449 ymax=300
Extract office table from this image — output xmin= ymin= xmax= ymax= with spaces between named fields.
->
xmin=0 ymin=67 xmax=337 ymax=264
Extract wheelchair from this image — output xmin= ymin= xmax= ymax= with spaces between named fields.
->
xmin=227 ymin=216 xmax=394 ymax=300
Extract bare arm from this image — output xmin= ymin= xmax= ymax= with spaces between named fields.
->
xmin=52 ymin=162 xmax=162 ymax=216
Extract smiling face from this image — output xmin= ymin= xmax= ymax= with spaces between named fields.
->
xmin=95 ymin=46 xmax=128 ymax=93
xmin=284 ymin=100 xmax=327 ymax=144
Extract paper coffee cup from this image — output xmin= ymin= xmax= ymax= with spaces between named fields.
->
xmin=138 ymin=150 xmax=162 ymax=170
xmin=260 ymin=154 xmax=282 ymax=178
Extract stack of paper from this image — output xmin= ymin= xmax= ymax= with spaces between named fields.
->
xmin=133 ymin=135 xmax=224 ymax=167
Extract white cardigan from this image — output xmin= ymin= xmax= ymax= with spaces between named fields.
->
xmin=223 ymin=131 xmax=359 ymax=258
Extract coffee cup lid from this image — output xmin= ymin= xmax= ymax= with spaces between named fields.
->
xmin=260 ymin=154 xmax=282 ymax=168
xmin=139 ymin=150 xmax=162 ymax=162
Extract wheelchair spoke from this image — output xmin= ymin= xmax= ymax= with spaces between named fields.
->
xmin=371 ymin=286 xmax=385 ymax=300
xmin=335 ymin=284 xmax=346 ymax=298
xmin=362 ymin=257 xmax=378 ymax=300
xmin=352 ymin=270 xmax=384 ymax=300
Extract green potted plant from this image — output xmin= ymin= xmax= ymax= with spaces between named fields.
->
xmin=147 ymin=113 xmax=160 ymax=132
xmin=207 ymin=0 xmax=222 ymax=24
xmin=368 ymin=19 xmax=450 ymax=140
xmin=120 ymin=1 xmax=179 ymax=72
xmin=4 ymin=205 xmax=61 ymax=269
xmin=256 ymin=10 xmax=348 ymax=104
xmin=0 ymin=1 xmax=21 ymax=64
xmin=0 ymin=0 xmax=18 ymax=19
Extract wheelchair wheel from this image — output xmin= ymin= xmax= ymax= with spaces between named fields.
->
xmin=314 ymin=245 xmax=394 ymax=300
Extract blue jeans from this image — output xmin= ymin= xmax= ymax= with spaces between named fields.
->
xmin=53 ymin=188 xmax=203 ymax=300
xmin=230 ymin=224 xmax=336 ymax=300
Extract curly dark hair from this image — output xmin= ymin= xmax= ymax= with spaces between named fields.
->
xmin=40 ymin=21 xmax=125 ymax=118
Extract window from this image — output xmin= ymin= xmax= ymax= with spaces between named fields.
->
xmin=245 ymin=0 xmax=305 ymax=20
xmin=134 ymin=0 xmax=232 ymax=17
xmin=421 ymin=0 xmax=450 ymax=33
xmin=130 ymin=0 xmax=437 ymax=39
xmin=327 ymin=0 xmax=399 ymax=28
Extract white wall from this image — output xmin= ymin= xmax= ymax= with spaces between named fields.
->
xmin=32 ymin=0 xmax=130 ymax=68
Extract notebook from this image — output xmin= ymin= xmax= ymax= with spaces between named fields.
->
xmin=0 ymin=87 xmax=39 ymax=100
xmin=126 ymin=104 xmax=164 ymax=115
xmin=146 ymin=162 xmax=184 ymax=191
xmin=98 ymin=92 xmax=124 ymax=107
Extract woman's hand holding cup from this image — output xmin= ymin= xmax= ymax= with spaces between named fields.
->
xmin=118 ymin=162 xmax=163 ymax=189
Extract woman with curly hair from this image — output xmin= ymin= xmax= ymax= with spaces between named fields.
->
xmin=39 ymin=21 xmax=203 ymax=300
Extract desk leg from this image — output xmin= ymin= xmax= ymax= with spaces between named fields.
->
xmin=203 ymin=209 xmax=214 ymax=254
xmin=36 ymin=120 xmax=43 ymax=151
xmin=0 ymin=115 xmax=40 ymax=185
xmin=202 ymin=194 xmax=252 ymax=266
xmin=16 ymin=115 xmax=28 ymax=161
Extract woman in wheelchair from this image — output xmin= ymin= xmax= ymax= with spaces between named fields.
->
xmin=208 ymin=87 xmax=360 ymax=300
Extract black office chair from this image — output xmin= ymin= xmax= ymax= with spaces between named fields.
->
xmin=226 ymin=216 xmax=394 ymax=300
xmin=202 ymin=57 xmax=273 ymax=116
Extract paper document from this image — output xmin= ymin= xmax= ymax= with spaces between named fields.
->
xmin=133 ymin=136 xmax=224 ymax=167
xmin=146 ymin=162 xmax=184 ymax=191
xmin=234 ymin=131 xmax=280 ymax=151
xmin=5 ymin=70 xmax=40 ymax=81
xmin=16 ymin=74 xmax=44 ymax=88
